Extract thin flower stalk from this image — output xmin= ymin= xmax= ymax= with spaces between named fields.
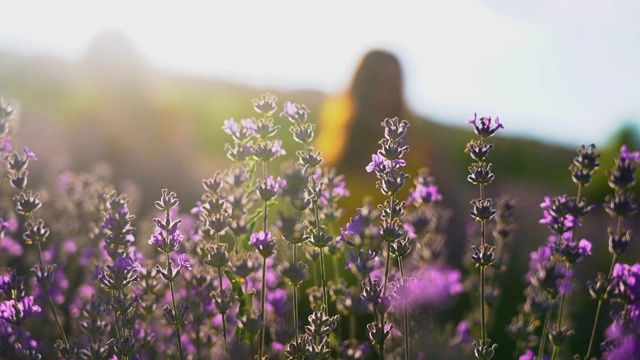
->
xmin=7 ymin=140 xmax=72 ymax=356
xmin=466 ymin=113 xmax=503 ymax=359
xmin=149 ymin=189 xmax=190 ymax=360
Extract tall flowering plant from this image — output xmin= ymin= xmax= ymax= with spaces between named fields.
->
xmin=466 ymin=114 xmax=504 ymax=359
xmin=585 ymin=145 xmax=640 ymax=359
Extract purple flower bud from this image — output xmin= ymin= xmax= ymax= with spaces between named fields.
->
xmin=0 ymin=296 xmax=41 ymax=324
xmin=154 ymin=189 xmax=179 ymax=211
xmin=280 ymin=101 xmax=310 ymax=124
xmin=257 ymin=176 xmax=287 ymax=201
xmin=408 ymin=183 xmax=442 ymax=205
xmin=225 ymin=142 xmax=253 ymax=161
xmin=250 ymin=231 xmax=276 ymax=258
xmin=367 ymin=321 xmax=393 ymax=345
xmin=465 ymin=139 xmax=494 ymax=162
xmin=608 ymin=145 xmax=640 ymax=189
xmin=253 ymin=93 xmax=278 ymax=115
xmin=297 ymin=147 xmax=323 ymax=168
xmin=468 ymin=113 xmax=504 ymax=138
xmin=467 ymin=162 xmax=495 ymax=185
xmin=346 ymin=249 xmax=381 ymax=277
xmin=252 ymin=139 xmax=286 ymax=162
xmin=382 ymin=117 xmax=409 ymax=141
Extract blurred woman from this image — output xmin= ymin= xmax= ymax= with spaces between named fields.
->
xmin=317 ymin=49 xmax=407 ymax=174
xmin=315 ymin=49 xmax=435 ymax=215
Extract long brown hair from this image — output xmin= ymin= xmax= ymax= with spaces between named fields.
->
xmin=317 ymin=49 xmax=405 ymax=169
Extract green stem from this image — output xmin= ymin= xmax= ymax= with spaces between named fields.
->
xmin=195 ymin=321 xmax=202 ymax=360
xmin=111 ymin=290 xmax=122 ymax=341
xmin=551 ymin=263 xmax=572 ymax=360
xmin=293 ymin=283 xmax=299 ymax=344
xmin=293 ymin=243 xmax=299 ymax=344
xmin=480 ymin=264 xmax=486 ymax=343
xmin=382 ymin=242 xmax=392 ymax=296
xmin=399 ymin=257 xmax=410 ymax=360
xmin=168 ymin=273 xmax=185 ymax=360
xmin=259 ymin=256 xmax=267 ymax=359
xmin=478 ymin=183 xmax=488 ymax=344
xmin=319 ymin=249 xmax=328 ymax=310
xmin=537 ymin=309 xmax=551 ymax=360
xmin=219 ymin=267 xmax=228 ymax=352
xmin=383 ymin=194 xmax=396 ymax=296
xmin=586 ymin=252 xmax=619 ymax=359
xmin=35 ymin=240 xmax=70 ymax=350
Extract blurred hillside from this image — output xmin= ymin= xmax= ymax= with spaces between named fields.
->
xmin=0 ymin=31 xmax=325 ymax=214
xmin=1 ymin=31 xmax=639 ymax=358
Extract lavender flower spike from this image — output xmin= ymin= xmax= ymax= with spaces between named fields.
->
xmin=468 ymin=113 xmax=504 ymax=138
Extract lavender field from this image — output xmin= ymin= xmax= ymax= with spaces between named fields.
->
xmin=0 ymin=88 xmax=639 ymax=360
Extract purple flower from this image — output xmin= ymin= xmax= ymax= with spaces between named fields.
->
xmin=250 ymin=231 xmax=276 ymax=258
xmin=266 ymin=288 xmax=288 ymax=316
xmin=408 ymin=183 xmax=442 ymax=205
xmin=382 ymin=117 xmax=409 ymax=141
xmin=365 ymin=154 xmax=405 ymax=174
xmin=0 ymin=135 xmax=11 ymax=153
xmin=365 ymin=154 xmax=382 ymax=173
xmin=345 ymin=249 xmax=381 ymax=277
xmin=0 ymin=236 xmax=22 ymax=257
xmin=91 ymin=265 xmax=105 ymax=282
xmin=176 ymin=253 xmax=192 ymax=271
xmin=578 ymin=239 xmax=592 ymax=254
xmin=603 ymin=335 xmax=640 ymax=360
xmin=250 ymin=231 xmax=271 ymax=248
xmin=252 ymin=93 xmax=278 ymax=115
xmin=22 ymin=146 xmax=37 ymax=161
xmin=114 ymin=256 xmax=141 ymax=273
xmin=252 ymin=139 xmax=286 ymax=162
xmin=0 ymin=296 xmax=41 ymax=324
xmin=518 ymin=349 xmax=535 ymax=360
xmin=222 ymin=118 xmax=239 ymax=135
xmin=468 ymin=113 xmax=504 ymax=137
xmin=608 ymin=145 xmax=640 ymax=189
xmin=227 ymin=142 xmax=252 ymax=161
xmin=550 ymin=232 xmax=592 ymax=263
xmin=539 ymin=195 xmax=594 ymax=234
xmin=526 ymin=244 xmax=573 ymax=297
xmin=336 ymin=215 xmax=365 ymax=246
xmin=257 ymin=176 xmax=287 ymax=201
xmin=149 ymin=226 xmax=185 ymax=253
xmin=620 ymin=145 xmax=640 ymax=163
xmin=407 ymin=266 xmax=463 ymax=309
xmin=280 ymin=101 xmax=309 ymax=124
xmin=453 ymin=320 xmax=473 ymax=345
xmin=222 ymin=118 xmax=256 ymax=143
xmin=610 ymin=263 xmax=640 ymax=304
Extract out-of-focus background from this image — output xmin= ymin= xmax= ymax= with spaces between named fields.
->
xmin=1 ymin=1 xmax=639 ymax=358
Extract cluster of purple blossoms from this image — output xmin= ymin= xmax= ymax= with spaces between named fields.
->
xmin=91 ymin=191 xmax=146 ymax=358
xmin=222 ymin=94 xmax=286 ymax=164
xmin=0 ymin=97 xmax=76 ymax=359
xmin=585 ymin=145 xmax=640 ymax=359
xmin=250 ymin=231 xmax=277 ymax=259
xmin=0 ymin=268 xmax=42 ymax=359
xmin=358 ymin=117 xmax=414 ymax=357
xmin=407 ymin=168 xmax=442 ymax=206
xmin=513 ymin=144 xmax=599 ymax=360
xmin=149 ymin=189 xmax=192 ymax=359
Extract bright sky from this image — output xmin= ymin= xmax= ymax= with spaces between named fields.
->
xmin=1 ymin=0 xmax=639 ymax=147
